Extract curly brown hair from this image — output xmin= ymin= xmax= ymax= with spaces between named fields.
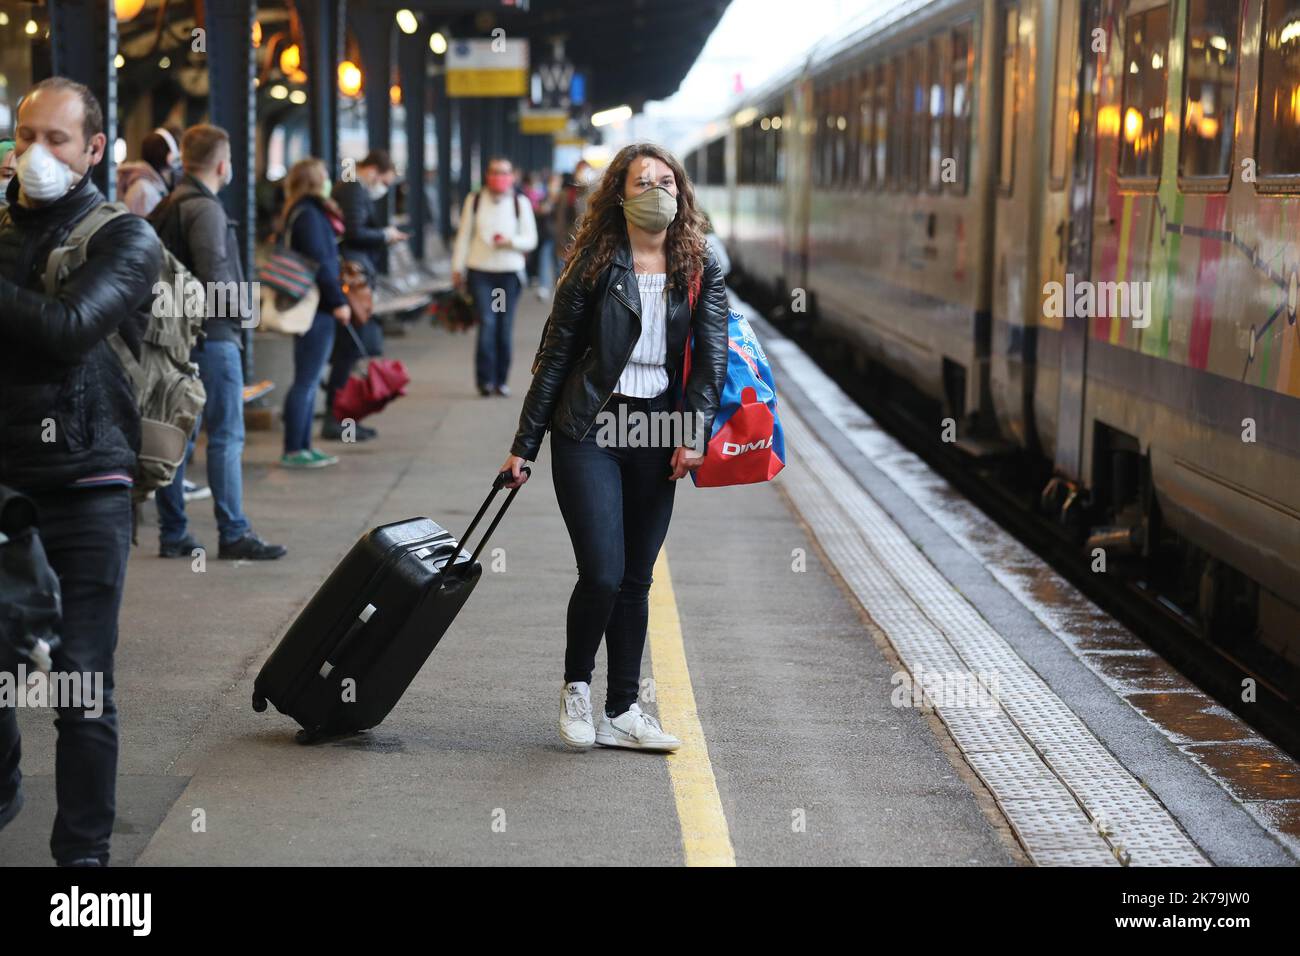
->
xmin=557 ymin=142 xmax=707 ymax=296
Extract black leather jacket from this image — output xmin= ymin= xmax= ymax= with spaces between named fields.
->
xmin=0 ymin=174 xmax=163 ymax=492
xmin=511 ymin=240 xmax=729 ymax=461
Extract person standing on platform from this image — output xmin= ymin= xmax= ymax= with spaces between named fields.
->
xmin=322 ymin=149 xmax=408 ymax=442
xmin=451 ymin=156 xmax=537 ymax=397
xmin=0 ymin=139 xmax=17 ymax=209
xmin=0 ymin=77 xmax=164 ymax=866
xmin=278 ymin=158 xmax=349 ymax=469
xmin=150 ymin=123 xmax=285 ymax=560
xmin=116 ymin=128 xmax=178 ymax=218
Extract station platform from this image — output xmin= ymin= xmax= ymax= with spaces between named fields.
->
xmin=2 ymin=291 xmax=1298 ymax=867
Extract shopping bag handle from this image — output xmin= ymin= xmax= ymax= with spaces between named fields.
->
xmin=341 ymin=320 xmax=372 ymax=358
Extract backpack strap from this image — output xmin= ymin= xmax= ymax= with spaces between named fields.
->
xmin=42 ymin=201 xmax=130 ymax=296
xmin=40 ymin=201 xmax=150 ymax=399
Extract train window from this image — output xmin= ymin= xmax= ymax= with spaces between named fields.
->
xmin=832 ymin=77 xmax=848 ymax=187
xmin=813 ymin=83 xmax=827 ymax=188
xmin=1049 ymin=0 xmax=1080 ymax=189
xmin=908 ymin=44 xmax=925 ymax=191
xmin=927 ymin=35 xmax=947 ymax=191
xmin=845 ymin=72 xmax=860 ymax=188
xmin=1180 ymin=0 xmax=1240 ymax=184
xmin=1118 ymin=4 xmax=1170 ymax=184
xmin=859 ymin=64 xmax=874 ymax=187
xmin=1256 ymin=0 xmax=1300 ymax=185
xmin=892 ymin=53 xmax=909 ymax=189
xmin=706 ymin=137 xmax=725 ymax=185
xmin=875 ymin=61 xmax=890 ymax=186
xmin=998 ymin=4 xmax=1019 ymax=193
xmin=947 ymin=24 xmax=972 ymax=194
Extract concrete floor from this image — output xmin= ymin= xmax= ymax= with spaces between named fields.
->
xmin=0 ymin=295 xmax=1017 ymax=867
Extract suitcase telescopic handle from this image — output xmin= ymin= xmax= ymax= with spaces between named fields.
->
xmin=444 ymin=467 xmax=531 ymax=577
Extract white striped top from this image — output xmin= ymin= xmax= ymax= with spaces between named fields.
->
xmin=615 ymin=272 xmax=670 ymax=397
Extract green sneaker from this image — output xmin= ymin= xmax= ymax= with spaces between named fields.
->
xmin=305 ymin=448 xmax=339 ymax=467
xmin=280 ymin=450 xmax=325 ymax=469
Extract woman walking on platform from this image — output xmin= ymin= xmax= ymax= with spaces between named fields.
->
xmin=499 ymin=144 xmax=729 ymax=752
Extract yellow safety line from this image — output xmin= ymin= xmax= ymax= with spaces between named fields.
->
xmin=647 ymin=548 xmax=736 ymax=867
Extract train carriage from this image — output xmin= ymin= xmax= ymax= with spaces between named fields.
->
xmin=689 ymin=0 xmax=1300 ymax=656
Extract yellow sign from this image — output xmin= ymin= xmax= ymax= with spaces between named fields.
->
xmin=447 ymin=38 xmax=528 ymax=97
xmin=520 ymin=109 xmax=568 ymax=134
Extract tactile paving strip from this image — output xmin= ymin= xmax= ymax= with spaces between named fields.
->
xmin=780 ymin=406 xmax=1208 ymax=866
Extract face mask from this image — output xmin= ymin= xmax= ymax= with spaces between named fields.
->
xmin=621 ymin=185 xmax=677 ymax=233
xmin=221 ymin=162 xmax=234 ymax=188
xmin=366 ymin=181 xmax=389 ymax=201
xmin=487 ymin=172 xmax=513 ymax=193
xmin=321 ymin=179 xmax=332 ymax=200
xmin=16 ymin=142 xmax=77 ymax=203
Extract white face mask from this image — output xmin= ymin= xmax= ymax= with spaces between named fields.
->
xmin=366 ymin=181 xmax=388 ymax=201
xmin=222 ymin=162 xmax=234 ymax=188
xmin=16 ymin=142 xmax=77 ymax=203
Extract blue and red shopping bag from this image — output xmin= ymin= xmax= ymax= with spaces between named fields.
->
xmin=681 ymin=297 xmax=786 ymax=488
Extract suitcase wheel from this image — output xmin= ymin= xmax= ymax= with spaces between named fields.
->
xmin=252 ymin=692 xmax=268 ymax=713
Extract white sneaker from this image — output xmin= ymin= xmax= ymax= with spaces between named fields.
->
xmin=594 ymin=702 xmax=682 ymax=752
xmin=559 ymin=681 xmax=596 ymax=749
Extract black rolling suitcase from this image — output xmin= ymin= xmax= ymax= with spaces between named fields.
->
xmin=252 ymin=468 xmax=529 ymax=743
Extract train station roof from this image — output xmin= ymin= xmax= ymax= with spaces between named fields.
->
xmin=114 ymin=1 xmax=732 ymax=115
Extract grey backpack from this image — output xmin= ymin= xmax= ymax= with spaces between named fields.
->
xmin=41 ymin=201 xmax=208 ymax=498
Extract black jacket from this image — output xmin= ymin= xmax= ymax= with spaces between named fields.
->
xmin=0 ymin=174 xmax=163 ymax=492
xmin=334 ymin=178 xmax=386 ymax=279
xmin=151 ymin=174 xmax=247 ymax=345
xmin=511 ymin=241 xmax=729 ymax=461
xmin=286 ymin=195 xmax=347 ymax=312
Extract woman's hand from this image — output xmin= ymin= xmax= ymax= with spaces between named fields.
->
xmin=332 ymin=304 xmax=352 ymax=323
xmin=669 ymin=445 xmax=704 ymax=480
xmin=500 ymin=453 xmax=531 ymax=489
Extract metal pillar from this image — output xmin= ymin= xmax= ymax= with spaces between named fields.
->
xmin=353 ymin=11 xmax=392 ymax=159
xmin=48 ymin=0 xmax=116 ymax=198
xmin=458 ymin=97 xmax=474 ymax=201
xmin=207 ymin=0 xmax=258 ymax=283
xmin=300 ymin=0 xmax=342 ymax=178
xmin=396 ymin=17 xmax=427 ymax=260
xmin=434 ymin=64 xmax=453 ymax=240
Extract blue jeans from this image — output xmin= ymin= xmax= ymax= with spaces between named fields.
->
xmin=0 ymin=486 xmax=132 ymax=865
xmin=468 ymin=269 xmax=522 ymax=390
xmin=156 ymin=340 xmax=252 ymax=546
xmin=537 ymin=237 xmax=555 ymax=289
xmin=283 ymin=309 xmax=337 ymax=454
xmin=325 ymin=319 xmax=384 ymax=421
xmin=549 ymin=389 xmax=679 ymax=714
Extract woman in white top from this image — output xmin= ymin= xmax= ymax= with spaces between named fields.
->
xmin=499 ymin=144 xmax=730 ymax=753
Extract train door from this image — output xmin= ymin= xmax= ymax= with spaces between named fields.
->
xmin=1054 ymin=0 xmax=1102 ymax=480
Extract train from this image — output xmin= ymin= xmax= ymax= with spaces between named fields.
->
xmin=683 ymin=0 xmax=1300 ymax=660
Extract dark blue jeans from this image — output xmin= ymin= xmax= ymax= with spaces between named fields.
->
xmin=468 ymin=269 xmax=522 ymax=390
xmin=325 ymin=319 xmax=384 ymax=421
xmin=0 ymin=486 xmax=132 ymax=865
xmin=156 ymin=340 xmax=252 ymax=546
xmin=550 ymin=389 xmax=679 ymax=715
xmin=283 ymin=309 xmax=337 ymax=454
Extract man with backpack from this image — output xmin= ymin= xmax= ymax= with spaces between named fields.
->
xmin=0 ymin=77 xmax=163 ymax=866
xmin=149 ymin=124 xmax=285 ymax=561
xmin=451 ymin=156 xmax=537 ymax=396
